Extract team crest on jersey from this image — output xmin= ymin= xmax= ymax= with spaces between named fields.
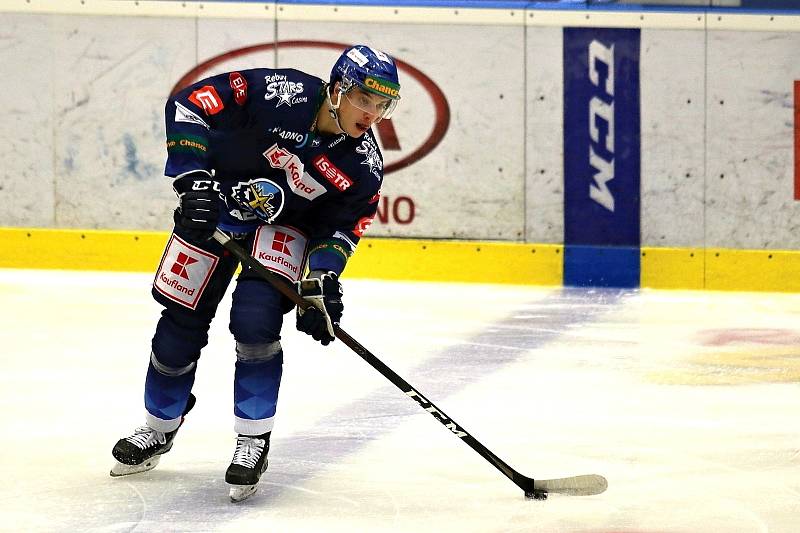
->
xmin=264 ymin=74 xmax=307 ymax=108
xmin=356 ymin=134 xmax=383 ymax=180
xmin=230 ymin=178 xmax=285 ymax=224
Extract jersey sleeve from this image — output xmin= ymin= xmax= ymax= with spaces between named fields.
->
xmin=306 ymin=189 xmax=381 ymax=276
xmin=164 ymin=70 xmax=252 ymax=178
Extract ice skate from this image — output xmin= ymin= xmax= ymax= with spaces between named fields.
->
xmin=110 ymin=393 xmax=196 ymax=477
xmin=226 ymin=432 xmax=271 ymax=502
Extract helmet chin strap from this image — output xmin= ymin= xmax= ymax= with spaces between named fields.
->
xmin=326 ymin=84 xmax=346 ymax=134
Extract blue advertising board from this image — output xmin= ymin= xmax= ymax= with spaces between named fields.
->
xmin=563 ymin=27 xmax=641 ymax=287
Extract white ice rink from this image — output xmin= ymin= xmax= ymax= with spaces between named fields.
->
xmin=1 ymin=268 xmax=799 ymax=532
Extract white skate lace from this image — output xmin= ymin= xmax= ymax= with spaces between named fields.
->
xmin=125 ymin=426 xmax=167 ymax=450
xmin=231 ymin=436 xmax=265 ymax=469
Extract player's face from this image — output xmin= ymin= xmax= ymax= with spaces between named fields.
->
xmin=339 ymin=87 xmax=392 ymax=137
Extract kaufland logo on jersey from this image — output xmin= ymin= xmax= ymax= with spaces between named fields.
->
xmin=257 ymin=250 xmax=298 ymax=275
xmin=170 ymin=252 xmax=197 ymax=280
xmin=272 ymin=231 xmax=295 ymax=256
xmin=263 ymin=144 xmax=325 ymax=200
xmin=171 ymin=40 xmax=450 ymax=176
xmin=161 ymin=251 xmax=202 ymax=295
xmin=154 ymin=235 xmax=218 ymax=310
xmin=159 ymin=270 xmax=195 ymax=296
xmin=252 ymin=225 xmax=307 ymax=282
xmin=265 ymin=144 xmax=296 ymax=170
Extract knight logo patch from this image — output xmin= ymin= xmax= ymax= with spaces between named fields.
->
xmin=153 ymin=235 xmax=218 ymax=310
xmin=230 ymin=178 xmax=285 ymax=224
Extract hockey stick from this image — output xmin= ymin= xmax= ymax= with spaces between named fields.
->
xmin=212 ymin=229 xmax=607 ymax=499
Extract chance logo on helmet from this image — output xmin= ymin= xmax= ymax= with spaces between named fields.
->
xmin=364 ymin=76 xmax=399 ymax=98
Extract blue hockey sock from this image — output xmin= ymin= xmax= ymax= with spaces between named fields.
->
xmin=233 ymin=351 xmax=283 ymax=425
xmin=144 ymin=358 xmax=196 ymax=423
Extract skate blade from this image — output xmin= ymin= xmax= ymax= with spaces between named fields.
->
xmin=229 ymin=484 xmax=257 ymax=503
xmin=110 ymin=455 xmax=161 ymax=477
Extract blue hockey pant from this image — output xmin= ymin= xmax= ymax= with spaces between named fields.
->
xmin=144 ymin=229 xmax=293 ymax=435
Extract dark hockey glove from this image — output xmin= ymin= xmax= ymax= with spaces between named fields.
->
xmin=296 ymin=270 xmax=343 ymax=346
xmin=173 ymin=171 xmax=220 ymax=243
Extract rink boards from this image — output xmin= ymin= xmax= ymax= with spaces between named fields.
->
xmin=4 ymin=226 xmax=800 ymax=291
xmin=1 ymin=1 xmax=800 ymax=289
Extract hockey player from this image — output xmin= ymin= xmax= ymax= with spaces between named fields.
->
xmin=110 ymin=45 xmax=401 ymax=502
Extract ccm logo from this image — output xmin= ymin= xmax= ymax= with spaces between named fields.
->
xmin=588 ymin=40 xmax=615 ymax=212
xmin=405 ymin=389 xmax=467 ymax=438
xmin=189 ymin=179 xmax=219 ymax=192
xmin=313 ymin=155 xmax=352 ymax=191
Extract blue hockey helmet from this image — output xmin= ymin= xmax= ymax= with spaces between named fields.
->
xmin=330 ymin=45 xmax=400 ymax=119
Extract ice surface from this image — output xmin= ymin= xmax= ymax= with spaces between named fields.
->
xmin=0 ymin=269 xmax=798 ymax=532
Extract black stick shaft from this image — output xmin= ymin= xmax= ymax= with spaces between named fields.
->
xmin=212 ymin=230 xmax=537 ymax=494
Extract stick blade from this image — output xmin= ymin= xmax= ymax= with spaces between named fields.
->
xmin=533 ymin=474 xmax=608 ymax=496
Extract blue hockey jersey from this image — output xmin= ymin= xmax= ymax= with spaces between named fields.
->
xmin=164 ymin=68 xmax=384 ymax=275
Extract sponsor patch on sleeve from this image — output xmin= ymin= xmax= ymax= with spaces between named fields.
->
xmin=353 ymin=215 xmax=375 ymax=238
xmin=166 ymin=134 xmax=208 ymax=155
xmin=229 ymin=72 xmax=248 ymax=106
xmin=188 ymin=85 xmax=224 ymax=115
xmin=309 ymin=239 xmax=353 ymax=263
